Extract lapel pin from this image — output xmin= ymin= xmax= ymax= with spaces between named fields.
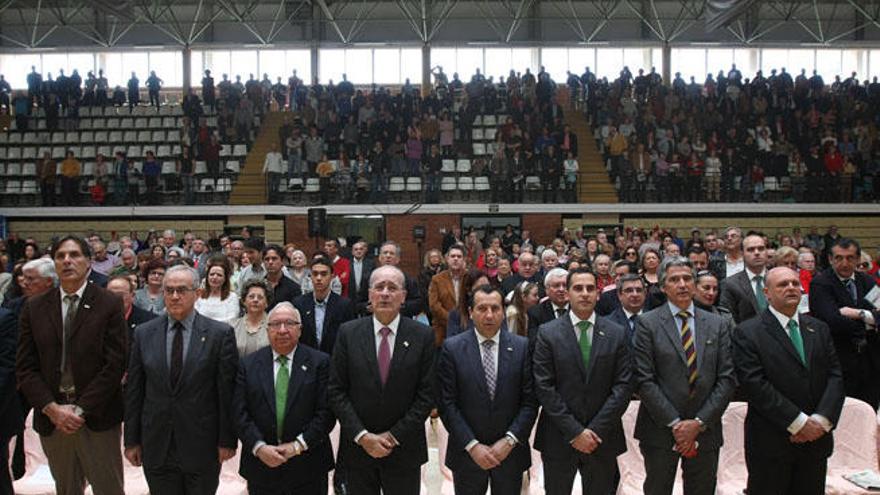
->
xmin=506 ymin=347 xmax=513 ymax=352
xmin=598 ymin=330 xmax=605 ymax=336
xmin=403 ymin=341 xmax=410 ymax=347
xmin=806 ymin=326 xmax=815 ymax=333
xmin=201 ymin=336 xmax=206 ymax=342
xmin=706 ymin=340 xmax=714 ymax=345
xmin=83 ymin=304 xmax=91 ymax=309
xmin=301 ymin=365 xmax=308 ymax=371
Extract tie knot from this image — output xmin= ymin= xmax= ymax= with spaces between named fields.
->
xmin=172 ymin=321 xmax=184 ymax=332
xmin=677 ymin=310 xmax=691 ymax=320
xmin=577 ymin=320 xmax=592 ymax=332
xmin=379 ymin=327 xmax=391 ymax=338
xmin=277 ymin=355 xmax=288 ymax=366
xmin=482 ymin=339 xmax=495 ymax=350
xmin=64 ymin=294 xmax=78 ymax=304
xmin=787 ymin=319 xmax=799 ymax=331
xmin=754 ymin=275 xmax=763 ymax=283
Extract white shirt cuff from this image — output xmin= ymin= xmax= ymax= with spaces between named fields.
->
xmin=667 ymin=417 xmax=681 ymax=428
xmin=811 ymin=414 xmax=833 ymax=432
xmin=864 ymin=311 xmax=875 ymax=326
xmin=252 ymin=440 xmax=267 ymax=457
xmin=296 ymin=434 xmax=308 ymax=451
xmin=354 ymin=430 xmax=368 ymax=444
xmin=506 ymin=432 xmax=519 ymax=445
xmin=464 ymin=439 xmax=478 ymax=452
xmin=787 ymin=412 xmax=809 ymax=434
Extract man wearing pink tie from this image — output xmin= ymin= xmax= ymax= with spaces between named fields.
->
xmin=327 ymin=265 xmax=435 ymax=495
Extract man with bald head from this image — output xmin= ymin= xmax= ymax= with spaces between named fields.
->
xmin=734 ymin=267 xmax=844 ymax=494
xmin=328 ymin=265 xmax=435 ymax=494
xmin=501 ymin=251 xmax=542 ymax=297
xmin=233 ymin=302 xmax=335 ymax=494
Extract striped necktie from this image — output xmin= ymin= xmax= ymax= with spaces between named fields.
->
xmin=678 ymin=311 xmax=697 ymax=395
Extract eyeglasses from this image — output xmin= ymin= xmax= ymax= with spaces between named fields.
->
xmin=149 ymin=271 xmax=165 ymax=277
xmin=163 ymin=287 xmax=195 ymax=296
xmin=268 ymin=320 xmax=301 ymax=329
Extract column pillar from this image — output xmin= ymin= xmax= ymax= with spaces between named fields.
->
xmin=662 ymin=42 xmax=671 ymax=86
xmin=182 ymin=46 xmax=192 ymax=92
xmin=421 ymin=43 xmax=431 ymax=96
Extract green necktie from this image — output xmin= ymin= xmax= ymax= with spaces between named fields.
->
xmin=275 ymin=355 xmax=289 ymax=441
xmin=754 ymin=275 xmax=768 ymax=311
xmin=577 ymin=320 xmax=592 ymax=371
xmin=787 ymin=319 xmax=806 ymax=365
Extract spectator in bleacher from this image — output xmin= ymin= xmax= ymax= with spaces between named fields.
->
xmin=36 ymin=151 xmax=56 ymax=207
xmin=12 ymin=91 xmax=29 ymax=130
xmin=263 ymin=143 xmax=284 ymax=203
xmin=0 ymin=75 xmax=10 ymax=109
xmin=201 ymin=70 xmax=215 ymax=111
xmin=59 ymin=150 xmax=81 ymax=206
xmin=142 ymin=150 xmax=161 ymax=205
xmin=204 ymin=134 xmax=222 ymax=179
xmin=112 ymin=151 xmax=129 ymax=206
xmin=563 ymin=151 xmax=578 ymax=202
xmin=178 ymin=145 xmax=195 ymax=205
xmin=26 ymin=66 xmax=42 ymax=107
xmin=541 ymin=145 xmax=562 ymax=203
xmin=96 ymin=69 xmax=108 ymax=107
xmin=126 ymin=72 xmax=139 ymax=112
xmin=285 ymin=127 xmax=304 ymax=181
xmin=111 ymin=85 xmax=125 ymax=106
xmin=304 ymin=126 xmax=323 ymax=174
xmin=234 ymin=97 xmax=253 ymax=145
xmin=316 ymin=154 xmax=335 ymax=205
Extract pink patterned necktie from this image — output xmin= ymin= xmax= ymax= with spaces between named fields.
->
xmin=378 ymin=327 xmax=391 ymax=386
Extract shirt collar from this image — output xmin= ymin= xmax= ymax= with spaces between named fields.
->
xmin=373 ymin=314 xmax=401 ymax=336
xmin=167 ymin=311 xmax=196 ymax=332
xmin=747 ymin=268 xmax=767 ymax=280
xmin=569 ymin=310 xmax=596 ymax=329
xmin=60 ymin=279 xmax=89 ymax=300
xmin=474 ymin=328 xmax=501 ymax=346
xmin=623 ymin=308 xmax=642 ymax=319
xmin=667 ymin=301 xmax=695 ymax=317
xmin=768 ymin=304 xmax=799 ymax=329
xmin=272 ymin=346 xmax=297 ymax=364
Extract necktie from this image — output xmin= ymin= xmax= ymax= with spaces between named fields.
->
xmin=787 ymin=319 xmax=806 ymax=365
xmin=275 ymin=355 xmax=289 ymax=441
xmin=60 ymin=294 xmax=79 ymax=392
xmin=754 ymin=275 xmax=768 ymax=311
xmin=845 ymin=279 xmax=857 ymax=304
xmin=555 ymin=307 xmax=566 ymax=318
xmin=378 ymin=327 xmax=391 ymax=386
xmin=481 ymin=340 xmax=496 ymax=400
xmin=170 ymin=322 xmax=184 ymax=388
xmin=678 ymin=311 xmax=698 ymax=394
xmin=577 ymin=320 xmax=592 ymax=371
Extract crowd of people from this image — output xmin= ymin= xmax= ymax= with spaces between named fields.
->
xmin=1 ymin=220 xmax=878 ymax=494
xmin=575 ymin=64 xmax=880 ymax=203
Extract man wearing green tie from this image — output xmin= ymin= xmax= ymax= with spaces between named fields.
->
xmin=533 ymin=268 xmax=633 ymax=494
xmin=733 ymin=267 xmax=845 ymax=494
xmin=232 ymin=302 xmax=335 ymax=494
xmin=720 ymin=233 xmax=769 ymax=324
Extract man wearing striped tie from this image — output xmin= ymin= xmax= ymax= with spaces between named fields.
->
xmin=633 ymin=256 xmax=735 ymax=495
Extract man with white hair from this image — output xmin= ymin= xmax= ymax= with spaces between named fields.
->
xmin=3 ymin=258 xmax=58 ymax=315
xmin=233 ymin=302 xmax=335 ymax=493
xmin=527 ymin=268 xmax=570 ymax=353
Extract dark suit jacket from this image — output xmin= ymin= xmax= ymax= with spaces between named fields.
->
xmin=294 ymin=292 xmax=355 ymax=356
xmin=733 ymin=311 xmax=844 ymax=459
xmin=402 ymin=274 xmax=424 ymax=318
xmin=17 ymin=284 xmax=127 ymax=435
xmin=127 ymin=305 xmax=157 ymax=343
xmin=809 ymin=268 xmax=880 ymax=358
xmin=608 ymin=307 xmax=640 ymax=348
xmin=533 ymin=315 xmax=632 ymax=461
xmin=327 ymin=316 xmax=435 ymax=469
xmin=438 ymin=329 xmax=536 ymax=472
xmin=269 ymin=276 xmax=302 ymax=311
xmin=633 ymin=304 xmax=735 ymax=450
xmin=595 ymin=289 xmax=621 ymax=316
xmin=526 ymin=300 xmax=566 ymax=355
xmin=233 ymin=345 xmax=335 ymax=487
xmin=124 ymin=312 xmax=239 ymax=471
xmin=348 ymin=257 xmax=375 ymax=315
xmin=88 ymin=270 xmax=108 ymax=287
xmin=719 ymin=270 xmax=761 ymax=324
xmin=0 ymin=309 xmax=23 ymax=440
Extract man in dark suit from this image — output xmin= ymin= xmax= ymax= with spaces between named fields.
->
xmin=294 ymin=257 xmax=355 ymax=356
xmin=87 ymin=268 xmax=108 ymax=287
xmin=809 ymin=238 xmax=880 ymax=409
xmin=438 ymin=286 xmax=537 ymax=493
xmin=526 ymin=267 xmax=569 ymax=353
xmin=233 ymin=302 xmax=335 ymax=494
xmin=0 ymin=308 xmax=22 ymax=495
xmin=348 ymin=240 xmax=375 ymax=316
xmin=376 ymin=241 xmax=424 ymax=317
xmin=124 ymin=264 xmax=239 ymax=495
xmin=607 ymin=274 xmax=647 ymax=348
xmin=734 ymin=267 xmax=845 ymax=494
xmin=633 ymin=256 xmax=735 ymax=495
xmin=327 ymin=265 xmax=435 ymax=494
xmin=16 ymin=236 xmax=128 ymax=495
xmin=2 ymin=258 xmax=57 ymax=316
xmin=719 ymin=233 xmax=768 ymax=323
xmin=596 ymin=261 xmax=638 ymax=316
xmin=263 ymin=245 xmax=302 ymax=310
xmin=106 ymin=275 xmax=156 ymax=343
xmin=533 ymin=268 xmax=632 ymax=494
xmin=501 ymin=252 xmax=542 ymax=298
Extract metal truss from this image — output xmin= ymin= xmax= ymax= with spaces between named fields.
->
xmin=394 ymin=0 xmax=458 ymax=42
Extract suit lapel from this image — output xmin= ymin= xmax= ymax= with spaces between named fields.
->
xmin=156 ymin=316 xmax=172 ymax=391
xmin=660 ymin=309 xmax=688 ymax=365
xmin=496 ymin=331 xmax=513 ymax=403
xmin=738 ymin=272 xmax=759 ymax=313
xmin=466 ymin=330 xmax=491 ymax=400
xmin=285 ymin=347 xmax=309 ymax=414
xmin=176 ymin=313 xmax=208 ymax=392
xmin=694 ymin=310 xmax=710 ymax=372
xmin=302 ymin=298 xmax=317 ymax=343
xmin=585 ymin=319 xmax=606 ymax=383
xmin=67 ymin=283 xmax=96 ymax=339
xmin=43 ymin=290 xmax=64 ymax=343
xmin=260 ymin=348 xmax=277 ymax=417
xmin=387 ymin=320 xmax=413 ymax=387
xmin=559 ymin=318 xmax=587 ymax=381
xmin=762 ymin=311 xmax=806 ymax=367
xmin=361 ymin=321 xmax=382 ymax=391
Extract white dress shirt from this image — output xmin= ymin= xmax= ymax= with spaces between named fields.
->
xmin=569 ymin=310 xmax=596 ymax=343
xmin=251 ymin=346 xmax=309 ymax=456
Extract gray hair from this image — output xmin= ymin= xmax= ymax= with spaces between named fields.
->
xmin=658 ymin=255 xmax=695 ymax=286
xmin=22 ymin=258 xmax=58 ymax=287
xmin=543 ymin=267 xmax=569 ymax=287
xmin=541 ymin=248 xmax=558 ymax=261
xmin=370 ymin=264 xmax=406 ymax=289
xmin=616 ymin=273 xmax=644 ymax=294
xmin=162 ymin=229 xmax=176 ymax=238
xmin=267 ymin=301 xmax=300 ymax=321
xmin=163 ymin=265 xmax=200 ymax=290
xmin=380 ymin=241 xmax=402 ymax=258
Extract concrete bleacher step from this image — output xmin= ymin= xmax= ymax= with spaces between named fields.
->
xmin=568 ymin=107 xmax=618 ymax=204
xmin=229 ymin=112 xmax=287 ymax=205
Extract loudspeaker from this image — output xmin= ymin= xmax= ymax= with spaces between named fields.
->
xmin=308 ymin=208 xmax=327 ymax=237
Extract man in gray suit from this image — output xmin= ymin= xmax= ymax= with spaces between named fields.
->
xmin=633 ymin=256 xmax=735 ymax=495
xmin=719 ymin=233 xmax=768 ymax=324
xmin=124 ymin=265 xmax=239 ymax=495
xmin=533 ymin=268 xmax=632 ymax=494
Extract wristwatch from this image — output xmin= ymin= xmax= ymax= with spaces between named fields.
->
xmin=860 ymin=310 xmax=868 ymax=321
xmin=504 ymin=435 xmax=517 ymax=447
xmin=694 ymin=417 xmax=706 ymax=432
